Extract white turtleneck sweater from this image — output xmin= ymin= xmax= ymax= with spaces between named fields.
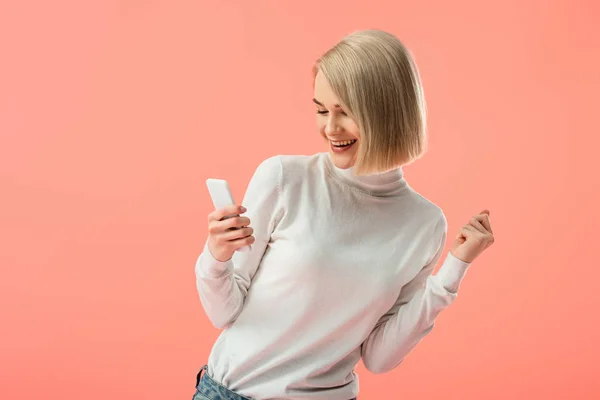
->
xmin=195 ymin=152 xmax=471 ymax=400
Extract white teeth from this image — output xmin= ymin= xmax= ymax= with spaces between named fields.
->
xmin=332 ymin=140 xmax=356 ymax=146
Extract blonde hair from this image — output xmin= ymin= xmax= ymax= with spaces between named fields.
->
xmin=314 ymin=29 xmax=427 ymax=175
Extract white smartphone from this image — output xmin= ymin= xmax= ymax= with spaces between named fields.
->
xmin=205 ymin=178 xmax=251 ymax=252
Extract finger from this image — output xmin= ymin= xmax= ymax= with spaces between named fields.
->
xmin=469 ymin=217 xmax=488 ymax=234
xmin=209 ymin=205 xmax=247 ymax=222
xmin=462 ymin=223 xmax=494 ymax=246
xmin=223 ymin=216 xmax=251 ymax=230
xmin=475 ymin=212 xmax=493 ymax=234
xmin=456 ymin=224 xmax=471 ymax=240
xmin=458 ymin=224 xmax=478 ymax=239
xmin=208 ymin=216 xmax=250 ymax=235
xmin=229 ymin=234 xmax=256 ymax=250
xmin=222 ymin=226 xmax=254 ymax=241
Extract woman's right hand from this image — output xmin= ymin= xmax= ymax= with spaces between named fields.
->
xmin=207 ymin=205 xmax=255 ymax=262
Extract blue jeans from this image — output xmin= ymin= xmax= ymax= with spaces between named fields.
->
xmin=192 ymin=365 xmax=357 ymax=400
xmin=193 ymin=365 xmax=252 ymax=400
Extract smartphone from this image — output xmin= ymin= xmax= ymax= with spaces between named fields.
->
xmin=205 ymin=178 xmax=251 ymax=252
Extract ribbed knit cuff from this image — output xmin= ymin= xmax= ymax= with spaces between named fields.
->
xmin=435 ymin=252 xmax=471 ymax=293
xmin=196 ymin=241 xmax=233 ymax=278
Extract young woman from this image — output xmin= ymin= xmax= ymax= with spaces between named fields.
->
xmin=193 ymin=29 xmax=494 ymax=400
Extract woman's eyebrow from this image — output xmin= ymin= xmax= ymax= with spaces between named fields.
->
xmin=313 ymin=98 xmax=341 ymax=108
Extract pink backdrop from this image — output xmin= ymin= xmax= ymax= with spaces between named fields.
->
xmin=1 ymin=1 xmax=599 ymax=399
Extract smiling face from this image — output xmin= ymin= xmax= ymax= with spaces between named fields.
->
xmin=313 ymin=69 xmax=361 ymax=170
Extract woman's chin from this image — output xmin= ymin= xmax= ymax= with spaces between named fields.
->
xmin=328 ymin=149 xmax=357 ymax=169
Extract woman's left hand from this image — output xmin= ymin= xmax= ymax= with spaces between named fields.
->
xmin=450 ymin=210 xmax=495 ymax=263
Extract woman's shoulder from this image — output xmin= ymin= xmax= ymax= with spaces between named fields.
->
xmin=274 ymin=152 xmax=324 ymax=168
xmin=249 ymin=153 xmax=326 ymax=198
xmin=402 ymin=187 xmax=447 ymax=234
xmin=248 ymin=152 xmax=322 ymax=188
xmin=256 ymin=152 xmax=325 ymax=178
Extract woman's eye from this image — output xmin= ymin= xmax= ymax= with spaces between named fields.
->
xmin=316 ymin=109 xmax=347 ymax=116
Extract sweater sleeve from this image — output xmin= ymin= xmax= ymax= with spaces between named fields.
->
xmin=195 ymin=156 xmax=283 ymax=329
xmin=360 ymin=216 xmax=471 ymax=374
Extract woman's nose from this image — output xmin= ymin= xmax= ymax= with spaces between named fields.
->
xmin=324 ymin=116 xmax=339 ymax=135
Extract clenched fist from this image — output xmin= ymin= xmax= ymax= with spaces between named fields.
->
xmin=451 ymin=210 xmax=495 ymax=263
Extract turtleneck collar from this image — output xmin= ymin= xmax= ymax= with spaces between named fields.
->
xmin=323 ymin=152 xmax=408 ymax=197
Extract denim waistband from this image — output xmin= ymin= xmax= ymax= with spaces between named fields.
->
xmin=195 ymin=365 xmax=357 ymax=400
xmin=195 ymin=365 xmax=253 ymax=400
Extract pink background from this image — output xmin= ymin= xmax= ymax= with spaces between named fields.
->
xmin=1 ymin=1 xmax=599 ymax=399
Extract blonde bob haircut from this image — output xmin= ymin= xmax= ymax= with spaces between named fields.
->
xmin=314 ymin=29 xmax=427 ymax=176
